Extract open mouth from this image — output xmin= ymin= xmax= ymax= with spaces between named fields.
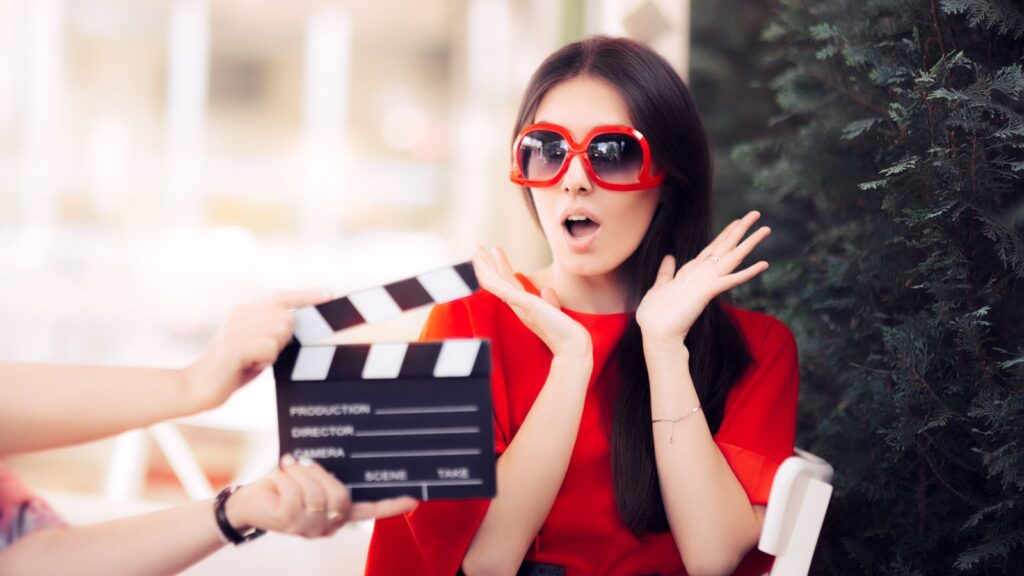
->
xmin=563 ymin=214 xmax=600 ymax=239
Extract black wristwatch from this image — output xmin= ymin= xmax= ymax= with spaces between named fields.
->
xmin=214 ymin=485 xmax=266 ymax=545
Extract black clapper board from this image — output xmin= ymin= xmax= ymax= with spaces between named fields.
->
xmin=273 ymin=262 xmax=495 ymax=502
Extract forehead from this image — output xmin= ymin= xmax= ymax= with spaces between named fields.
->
xmin=533 ymin=76 xmax=634 ymax=140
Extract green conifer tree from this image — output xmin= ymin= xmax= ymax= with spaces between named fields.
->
xmin=696 ymin=0 xmax=1024 ymax=573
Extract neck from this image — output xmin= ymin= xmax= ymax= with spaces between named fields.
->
xmin=535 ymin=263 xmax=629 ymax=314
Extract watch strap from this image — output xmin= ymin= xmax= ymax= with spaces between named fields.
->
xmin=214 ymin=485 xmax=266 ymax=545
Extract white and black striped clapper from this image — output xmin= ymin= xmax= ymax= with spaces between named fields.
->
xmin=273 ymin=261 xmax=495 ymax=502
xmin=290 ymin=261 xmax=479 ymax=345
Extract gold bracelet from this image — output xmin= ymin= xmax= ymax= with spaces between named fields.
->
xmin=652 ymin=405 xmax=702 ymax=444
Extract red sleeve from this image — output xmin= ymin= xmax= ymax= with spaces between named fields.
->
xmin=366 ymin=297 xmax=506 ymax=576
xmin=713 ymin=315 xmax=799 ymax=506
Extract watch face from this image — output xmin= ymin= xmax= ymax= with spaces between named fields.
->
xmin=240 ymin=528 xmax=267 ymax=543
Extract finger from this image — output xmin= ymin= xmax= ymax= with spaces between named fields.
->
xmin=540 ymin=287 xmax=561 ymax=309
xmin=284 ymin=457 xmax=329 ymax=533
xmin=470 ymin=246 xmax=504 ymax=291
xmin=246 ymin=316 xmax=295 ymax=350
xmin=306 ymin=462 xmax=352 ymax=527
xmin=473 ymin=243 xmax=497 ymax=271
xmin=718 ymin=211 xmax=762 ymax=255
xmin=472 ymin=251 xmax=536 ymax=309
xmin=270 ymin=290 xmax=335 ymax=309
xmin=349 ymin=496 xmax=419 ymax=521
xmin=698 ymin=219 xmax=741 ymax=260
xmin=491 ymin=246 xmax=525 ymax=290
xmin=471 ymin=252 xmax=515 ymax=298
xmin=722 ymin=226 xmax=771 ymax=272
xmin=716 ymin=261 xmax=770 ymax=293
xmin=245 ymin=337 xmax=282 ymax=367
xmin=269 ymin=456 xmax=304 ymax=526
xmin=653 ymin=255 xmax=675 ymax=288
xmin=274 ymin=319 xmax=295 ymax=349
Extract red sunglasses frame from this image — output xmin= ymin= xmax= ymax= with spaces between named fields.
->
xmin=509 ymin=122 xmax=665 ymax=192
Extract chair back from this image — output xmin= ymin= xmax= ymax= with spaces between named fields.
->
xmin=758 ymin=449 xmax=834 ymax=576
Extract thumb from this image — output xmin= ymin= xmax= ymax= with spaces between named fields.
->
xmin=653 ymin=255 xmax=676 ymax=288
xmin=270 ymin=289 xmax=334 ymax=309
xmin=540 ymin=287 xmax=562 ymax=309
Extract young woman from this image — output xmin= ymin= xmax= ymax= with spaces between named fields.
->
xmin=366 ymin=36 xmax=798 ymax=576
xmin=0 ymin=291 xmax=416 ymax=575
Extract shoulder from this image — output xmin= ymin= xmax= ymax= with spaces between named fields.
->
xmin=433 ymin=286 xmax=504 ymax=318
xmin=420 ymin=285 xmax=506 ymax=340
xmin=720 ymin=303 xmax=797 ymax=360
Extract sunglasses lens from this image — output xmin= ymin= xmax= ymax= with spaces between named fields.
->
xmin=587 ymin=133 xmax=645 ymax=185
xmin=518 ymin=130 xmax=568 ymax=182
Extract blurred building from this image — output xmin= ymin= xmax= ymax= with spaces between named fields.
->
xmin=0 ymin=0 xmax=690 ymax=531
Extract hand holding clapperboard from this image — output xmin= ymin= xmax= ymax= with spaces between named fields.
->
xmin=272 ymin=262 xmax=495 ymax=502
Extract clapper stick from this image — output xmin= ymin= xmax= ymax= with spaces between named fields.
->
xmin=273 ymin=262 xmax=496 ymax=502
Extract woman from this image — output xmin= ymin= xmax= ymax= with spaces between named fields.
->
xmin=366 ymin=36 xmax=797 ymax=576
xmin=0 ymin=291 xmax=416 ymax=575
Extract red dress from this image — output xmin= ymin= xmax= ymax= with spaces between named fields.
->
xmin=366 ymin=274 xmax=799 ymax=576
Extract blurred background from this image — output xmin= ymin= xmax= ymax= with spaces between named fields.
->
xmin=0 ymin=0 xmax=697 ymax=572
xmin=6 ymin=0 xmax=1021 ymax=573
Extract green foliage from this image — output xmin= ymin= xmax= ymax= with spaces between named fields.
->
xmin=694 ymin=0 xmax=1024 ymax=573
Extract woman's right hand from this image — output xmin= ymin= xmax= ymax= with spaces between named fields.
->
xmin=226 ymin=455 xmax=418 ymax=538
xmin=472 ymin=245 xmax=591 ymax=359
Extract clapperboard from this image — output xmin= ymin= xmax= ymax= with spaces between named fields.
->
xmin=273 ymin=262 xmax=495 ymax=502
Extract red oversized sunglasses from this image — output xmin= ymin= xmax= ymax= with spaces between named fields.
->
xmin=510 ymin=122 xmax=664 ymax=192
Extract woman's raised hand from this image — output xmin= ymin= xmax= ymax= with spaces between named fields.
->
xmin=636 ymin=211 xmax=771 ymax=346
xmin=472 ymin=245 xmax=592 ymax=358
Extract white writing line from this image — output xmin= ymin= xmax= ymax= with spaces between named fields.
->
xmin=355 ymin=426 xmax=480 ymax=437
xmin=350 ymin=449 xmax=481 ymax=459
xmin=290 ymin=404 xmax=371 ymax=417
xmin=346 ymin=479 xmax=484 ymax=488
xmin=375 ymin=405 xmax=479 ymax=416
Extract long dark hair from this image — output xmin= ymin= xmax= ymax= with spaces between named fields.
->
xmin=512 ymin=36 xmax=754 ymax=535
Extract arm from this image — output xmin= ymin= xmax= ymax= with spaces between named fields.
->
xmin=461 ymin=246 xmax=593 ymax=576
xmin=644 ymin=342 xmax=766 ymax=576
xmin=0 ymin=363 xmax=196 ymax=456
xmin=463 ymin=353 xmax=591 ymax=576
xmin=637 ymin=211 xmax=773 ymax=576
xmin=0 ymin=456 xmax=416 ymax=576
xmin=0 ymin=290 xmax=330 ymax=457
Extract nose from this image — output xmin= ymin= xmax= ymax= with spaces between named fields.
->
xmin=560 ymin=153 xmax=592 ymax=196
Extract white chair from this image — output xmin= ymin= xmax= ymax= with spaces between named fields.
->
xmin=104 ymin=424 xmax=215 ymax=501
xmin=104 ymin=371 xmax=281 ymax=501
xmin=758 ymin=448 xmax=834 ymax=576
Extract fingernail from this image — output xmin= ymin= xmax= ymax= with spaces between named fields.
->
xmin=321 ymin=290 xmax=334 ymax=299
xmin=281 ymin=454 xmax=297 ymax=468
xmin=298 ymin=456 xmax=314 ymax=468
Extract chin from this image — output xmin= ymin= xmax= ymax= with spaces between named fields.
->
xmin=556 ymin=251 xmax=623 ymax=278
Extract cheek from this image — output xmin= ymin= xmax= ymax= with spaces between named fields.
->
xmin=530 ymin=190 xmax=561 ymax=235
xmin=606 ymin=193 xmax=661 ymax=250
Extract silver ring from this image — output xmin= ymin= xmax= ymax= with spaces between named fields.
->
xmin=708 ymin=255 xmax=722 ymax=263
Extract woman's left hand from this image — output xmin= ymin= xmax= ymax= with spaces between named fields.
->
xmin=636 ymin=211 xmax=771 ymax=346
